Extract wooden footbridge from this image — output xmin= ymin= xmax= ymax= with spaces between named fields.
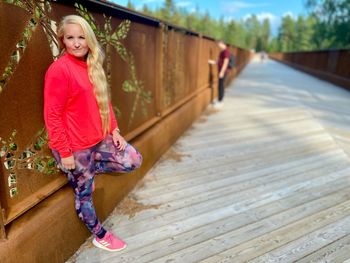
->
xmin=67 ymin=57 xmax=350 ymax=263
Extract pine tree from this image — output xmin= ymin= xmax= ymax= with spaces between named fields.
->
xmin=126 ymin=0 xmax=135 ymax=10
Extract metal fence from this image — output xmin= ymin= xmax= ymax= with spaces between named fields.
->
xmin=0 ymin=0 xmax=251 ymax=239
xmin=270 ymin=50 xmax=350 ymax=90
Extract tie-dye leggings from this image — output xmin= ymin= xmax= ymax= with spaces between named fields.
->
xmin=52 ymin=134 xmax=142 ymax=237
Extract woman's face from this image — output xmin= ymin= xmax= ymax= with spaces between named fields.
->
xmin=62 ymin=23 xmax=89 ymax=60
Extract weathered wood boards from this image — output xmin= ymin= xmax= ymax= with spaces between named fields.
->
xmin=67 ymin=57 xmax=350 ymax=263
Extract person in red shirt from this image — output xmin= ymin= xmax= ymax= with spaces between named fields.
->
xmin=44 ymin=15 xmax=142 ymax=252
xmin=209 ymin=40 xmax=231 ymax=108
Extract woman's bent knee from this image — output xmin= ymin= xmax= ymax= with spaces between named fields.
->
xmin=127 ymin=144 xmax=142 ymax=170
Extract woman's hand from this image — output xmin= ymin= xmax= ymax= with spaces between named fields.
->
xmin=61 ymin=156 xmax=75 ymax=170
xmin=112 ymin=129 xmax=127 ymax=151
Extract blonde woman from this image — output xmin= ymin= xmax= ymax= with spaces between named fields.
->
xmin=44 ymin=15 xmax=142 ymax=252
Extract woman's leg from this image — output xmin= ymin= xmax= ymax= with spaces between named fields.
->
xmin=94 ymin=134 xmax=142 ymax=174
xmin=52 ymin=149 xmax=106 ymax=238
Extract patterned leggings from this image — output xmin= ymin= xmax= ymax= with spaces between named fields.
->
xmin=52 ymin=134 xmax=142 ymax=237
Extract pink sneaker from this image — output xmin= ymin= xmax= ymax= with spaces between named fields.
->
xmin=92 ymin=231 xmax=127 ymax=252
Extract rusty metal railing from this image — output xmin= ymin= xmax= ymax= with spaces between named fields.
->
xmin=269 ymin=50 xmax=350 ymax=90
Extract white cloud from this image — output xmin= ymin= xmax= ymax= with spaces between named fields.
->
xmin=221 ymin=1 xmax=270 ymax=14
xmin=256 ymin=12 xmax=277 ymax=23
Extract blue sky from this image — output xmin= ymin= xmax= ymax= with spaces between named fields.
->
xmin=112 ymin=0 xmax=307 ymax=34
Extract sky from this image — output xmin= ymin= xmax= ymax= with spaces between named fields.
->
xmin=112 ymin=0 xmax=308 ymax=35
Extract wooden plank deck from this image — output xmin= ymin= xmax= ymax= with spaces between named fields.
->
xmin=66 ymin=57 xmax=350 ymax=263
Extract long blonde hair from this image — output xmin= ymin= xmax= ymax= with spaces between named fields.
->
xmin=57 ymin=15 xmax=110 ymax=134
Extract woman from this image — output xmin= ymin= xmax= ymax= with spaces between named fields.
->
xmin=44 ymin=15 xmax=142 ymax=252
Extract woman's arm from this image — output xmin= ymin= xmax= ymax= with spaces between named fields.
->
xmin=44 ymin=63 xmax=73 ymax=160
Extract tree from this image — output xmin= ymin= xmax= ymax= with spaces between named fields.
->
xmin=126 ymin=0 xmax=135 ymax=10
xmin=243 ymin=15 xmax=261 ymax=50
xmin=295 ymin=15 xmax=315 ymax=51
xmin=260 ymin=18 xmax=271 ymax=51
xmin=142 ymin=4 xmax=153 ymax=16
xmin=278 ymin=15 xmax=297 ymax=52
xmin=123 ymin=1 xmax=274 ymax=51
xmin=306 ymin=0 xmax=350 ymax=49
xmin=160 ymin=0 xmax=176 ymax=22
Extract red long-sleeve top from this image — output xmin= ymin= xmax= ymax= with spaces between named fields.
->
xmin=44 ymin=52 xmax=118 ymax=158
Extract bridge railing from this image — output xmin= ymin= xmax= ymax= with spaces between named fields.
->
xmin=0 ymin=0 xmax=251 ymax=241
xmin=269 ymin=50 xmax=350 ymax=90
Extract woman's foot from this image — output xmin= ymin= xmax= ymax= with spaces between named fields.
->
xmin=92 ymin=231 xmax=127 ymax=252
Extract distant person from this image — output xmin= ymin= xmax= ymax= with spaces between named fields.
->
xmin=260 ymin=51 xmax=267 ymax=63
xmin=44 ymin=15 xmax=142 ymax=252
xmin=208 ymin=40 xmax=231 ymax=108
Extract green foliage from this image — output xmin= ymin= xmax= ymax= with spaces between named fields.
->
xmin=125 ymin=0 xmax=271 ymax=51
xmin=306 ymin=0 xmax=350 ymax=49
xmin=127 ymin=0 xmax=135 ymax=10
xmin=126 ymin=0 xmax=349 ymax=52
xmin=269 ymin=0 xmax=350 ymax=52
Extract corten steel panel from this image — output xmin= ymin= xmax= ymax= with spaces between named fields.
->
xmin=0 ymin=3 xmax=31 ymax=75
xmin=270 ymin=51 xmax=350 ymax=90
xmin=313 ymin=52 xmax=328 ymax=71
xmin=162 ymin=29 xmax=187 ymax=109
xmin=198 ymin=38 xmax=218 ymax=91
xmin=0 ymin=17 xmax=64 ymax=224
xmin=109 ymin=22 xmax=158 ymax=133
xmin=337 ymin=50 xmax=350 ymax=78
xmin=160 ymin=29 xmax=213 ymax=112
xmin=183 ymin=35 xmax=199 ymax=95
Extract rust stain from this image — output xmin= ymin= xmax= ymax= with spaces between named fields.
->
xmin=162 ymin=148 xmax=191 ymax=162
xmin=197 ymin=116 xmax=208 ymax=123
xmin=114 ymin=196 xmax=161 ymax=219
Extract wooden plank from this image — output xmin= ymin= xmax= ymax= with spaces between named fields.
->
xmin=137 ymin=152 xmax=347 ymax=203
xmin=248 ymin=215 xmax=350 ymax=263
xmin=157 ymin=195 xmax=350 ymax=263
xmin=81 ymin=182 xmax=350 ymax=263
xmin=107 ymin=148 xmax=344 ymax=228
xmin=297 ymin=234 xmax=350 ymax=263
xmin=179 ymin=118 xmax=324 ymax=147
xmin=116 ymin=152 xmax=348 ymax=229
xmin=114 ymin=165 xmax=350 ymax=238
xmin=136 ymin=150 xmax=345 ymax=202
xmin=145 ymin=141 xmax=340 ymax=185
xmin=144 ymin=137 xmax=337 ymax=181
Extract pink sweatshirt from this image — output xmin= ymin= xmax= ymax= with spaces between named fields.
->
xmin=44 ymin=52 xmax=118 ymax=158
